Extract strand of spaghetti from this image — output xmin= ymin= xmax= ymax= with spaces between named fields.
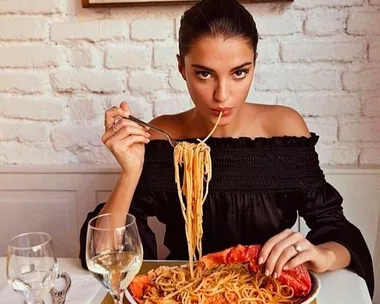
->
xmin=201 ymin=111 xmax=223 ymax=143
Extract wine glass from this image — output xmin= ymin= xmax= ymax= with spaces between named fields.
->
xmin=6 ymin=232 xmax=58 ymax=304
xmin=86 ymin=213 xmax=143 ymax=304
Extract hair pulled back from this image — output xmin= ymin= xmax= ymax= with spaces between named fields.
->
xmin=178 ymin=0 xmax=259 ymax=61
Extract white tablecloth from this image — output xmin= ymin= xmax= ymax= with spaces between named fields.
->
xmin=0 ymin=257 xmax=372 ymax=303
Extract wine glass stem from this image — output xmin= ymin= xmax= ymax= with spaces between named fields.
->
xmin=112 ymin=291 xmax=124 ymax=304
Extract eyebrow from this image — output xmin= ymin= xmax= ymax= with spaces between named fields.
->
xmin=191 ymin=62 xmax=252 ymax=72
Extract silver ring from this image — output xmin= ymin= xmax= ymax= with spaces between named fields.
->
xmin=293 ymin=243 xmax=302 ymax=254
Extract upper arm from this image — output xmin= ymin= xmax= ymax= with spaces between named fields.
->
xmin=270 ymin=105 xmax=311 ymax=138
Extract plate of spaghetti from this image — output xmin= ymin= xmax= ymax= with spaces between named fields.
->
xmin=126 ymin=244 xmax=320 ymax=304
xmin=126 ymin=112 xmax=320 ymax=303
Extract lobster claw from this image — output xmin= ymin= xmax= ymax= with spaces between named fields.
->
xmin=277 ymin=265 xmax=312 ymax=297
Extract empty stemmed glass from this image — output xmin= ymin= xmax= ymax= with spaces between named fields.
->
xmin=86 ymin=213 xmax=143 ymax=304
xmin=6 ymin=232 xmax=58 ymax=304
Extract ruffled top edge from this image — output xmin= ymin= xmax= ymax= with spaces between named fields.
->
xmin=146 ymin=132 xmax=319 ymax=150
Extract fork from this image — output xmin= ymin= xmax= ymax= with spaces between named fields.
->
xmin=125 ymin=115 xmax=179 ymax=148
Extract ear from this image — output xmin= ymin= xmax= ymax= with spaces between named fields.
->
xmin=177 ymin=54 xmax=186 ymax=80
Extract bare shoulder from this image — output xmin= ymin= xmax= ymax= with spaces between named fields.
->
xmin=148 ymin=111 xmax=189 ymax=140
xmin=258 ymin=104 xmax=310 ymax=138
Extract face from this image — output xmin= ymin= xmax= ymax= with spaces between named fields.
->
xmin=178 ymin=35 xmax=256 ymax=126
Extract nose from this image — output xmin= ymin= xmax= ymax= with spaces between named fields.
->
xmin=213 ymin=78 xmax=229 ymax=103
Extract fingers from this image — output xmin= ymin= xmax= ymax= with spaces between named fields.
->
xmin=120 ymin=101 xmax=131 ymax=112
xmin=122 ymin=135 xmax=150 ymax=150
xmin=103 ymin=124 xmax=150 ymax=151
xmin=110 ymin=125 xmax=150 ymax=143
xmin=259 ymin=229 xmax=293 ymax=265
xmin=102 ymin=115 xmax=149 ymax=143
xmin=111 ymin=135 xmax=150 ymax=154
xmin=260 ymin=230 xmax=305 ymax=277
xmin=274 ymin=239 xmax=310 ymax=277
xmin=104 ymin=102 xmax=131 ymax=132
xmin=283 ymin=246 xmax=311 ymax=271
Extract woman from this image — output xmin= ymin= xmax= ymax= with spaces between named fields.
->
xmin=80 ymin=0 xmax=374 ymax=297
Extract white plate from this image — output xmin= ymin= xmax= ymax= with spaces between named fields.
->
xmin=126 ymin=270 xmax=321 ymax=304
xmin=301 ymin=272 xmax=321 ymax=304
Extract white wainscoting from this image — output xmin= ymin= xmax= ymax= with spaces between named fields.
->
xmin=0 ymin=165 xmax=379 ymax=302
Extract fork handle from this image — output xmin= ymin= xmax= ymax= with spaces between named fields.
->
xmin=127 ymin=116 xmax=167 ymax=135
xmin=127 ymin=115 xmax=151 ymax=128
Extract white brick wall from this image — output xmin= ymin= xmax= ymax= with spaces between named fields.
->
xmin=369 ymin=40 xmax=380 ymax=62
xmin=293 ymin=0 xmax=364 ymax=8
xmin=281 ymin=39 xmax=367 ymax=62
xmin=131 ymin=18 xmax=174 ymax=41
xmin=0 ymin=17 xmax=48 ymax=41
xmin=105 ymin=45 xmax=152 ymax=69
xmin=0 ymin=72 xmax=49 ymax=93
xmin=51 ymin=21 xmax=129 ymax=42
xmin=0 ymin=0 xmax=63 ymax=14
xmin=304 ymin=8 xmax=346 ymax=36
xmin=0 ymin=0 xmax=379 ymax=167
xmin=347 ymin=10 xmax=380 ymax=36
xmin=0 ymin=45 xmax=63 ymax=68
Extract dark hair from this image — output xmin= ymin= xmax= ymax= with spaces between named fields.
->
xmin=178 ymin=0 xmax=259 ymax=61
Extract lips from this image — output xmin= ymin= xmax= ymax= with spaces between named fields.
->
xmin=211 ymin=108 xmax=231 ymax=113
xmin=210 ymin=108 xmax=232 ymax=116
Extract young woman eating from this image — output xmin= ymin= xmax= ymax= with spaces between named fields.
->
xmin=80 ymin=0 xmax=374 ymax=298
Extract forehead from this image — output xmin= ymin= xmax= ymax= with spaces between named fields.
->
xmin=185 ymin=36 xmax=254 ymax=68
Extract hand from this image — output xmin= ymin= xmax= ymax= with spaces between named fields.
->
xmin=258 ymin=229 xmax=334 ymax=279
xmin=102 ymin=102 xmax=151 ymax=173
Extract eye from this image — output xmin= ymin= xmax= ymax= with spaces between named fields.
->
xmin=196 ymin=71 xmax=212 ymax=80
xmin=234 ymin=69 xmax=248 ymax=79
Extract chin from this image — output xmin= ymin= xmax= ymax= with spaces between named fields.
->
xmin=209 ymin=113 xmax=233 ymax=127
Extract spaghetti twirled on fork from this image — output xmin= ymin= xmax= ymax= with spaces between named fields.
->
xmin=173 ymin=112 xmax=223 ymax=277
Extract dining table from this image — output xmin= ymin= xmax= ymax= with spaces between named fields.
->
xmin=0 ymin=257 xmax=373 ymax=304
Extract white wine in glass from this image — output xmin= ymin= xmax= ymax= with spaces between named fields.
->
xmin=86 ymin=213 xmax=143 ymax=304
xmin=7 ymin=232 xmax=58 ymax=304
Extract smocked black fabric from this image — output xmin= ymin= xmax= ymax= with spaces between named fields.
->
xmin=79 ymin=133 xmax=374 ymax=297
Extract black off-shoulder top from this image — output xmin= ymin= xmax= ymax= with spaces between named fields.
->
xmin=79 ymin=133 xmax=374 ymax=297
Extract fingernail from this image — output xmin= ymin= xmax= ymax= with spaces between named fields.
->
xmin=283 ymin=265 xmax=289 ymax=270
xmin=146 ymin=133 xmax=151 ymax=137
xmin=145 ymin=138 xmax=150 ymax=143
xmin=273 ymin=272 xmax=277 ymax=279
xmin=258 ymin=257 xmax=263 ymax=265
xmin=265 ymin=269 xmax=269 ymax=276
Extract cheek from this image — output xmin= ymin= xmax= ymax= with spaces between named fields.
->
xmin=233 ymin=77 xmax=253 ymax=100
xmin=235 ymin=83 xmax=250 ymax=100
xmin=186 ymin=80 xmax=213 ymax=106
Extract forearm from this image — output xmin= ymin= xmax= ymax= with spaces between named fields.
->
xmin=317 ymin=241 xmax=351 ymax=271
xmin=100 ymin=171 xmax=141 ymax=215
